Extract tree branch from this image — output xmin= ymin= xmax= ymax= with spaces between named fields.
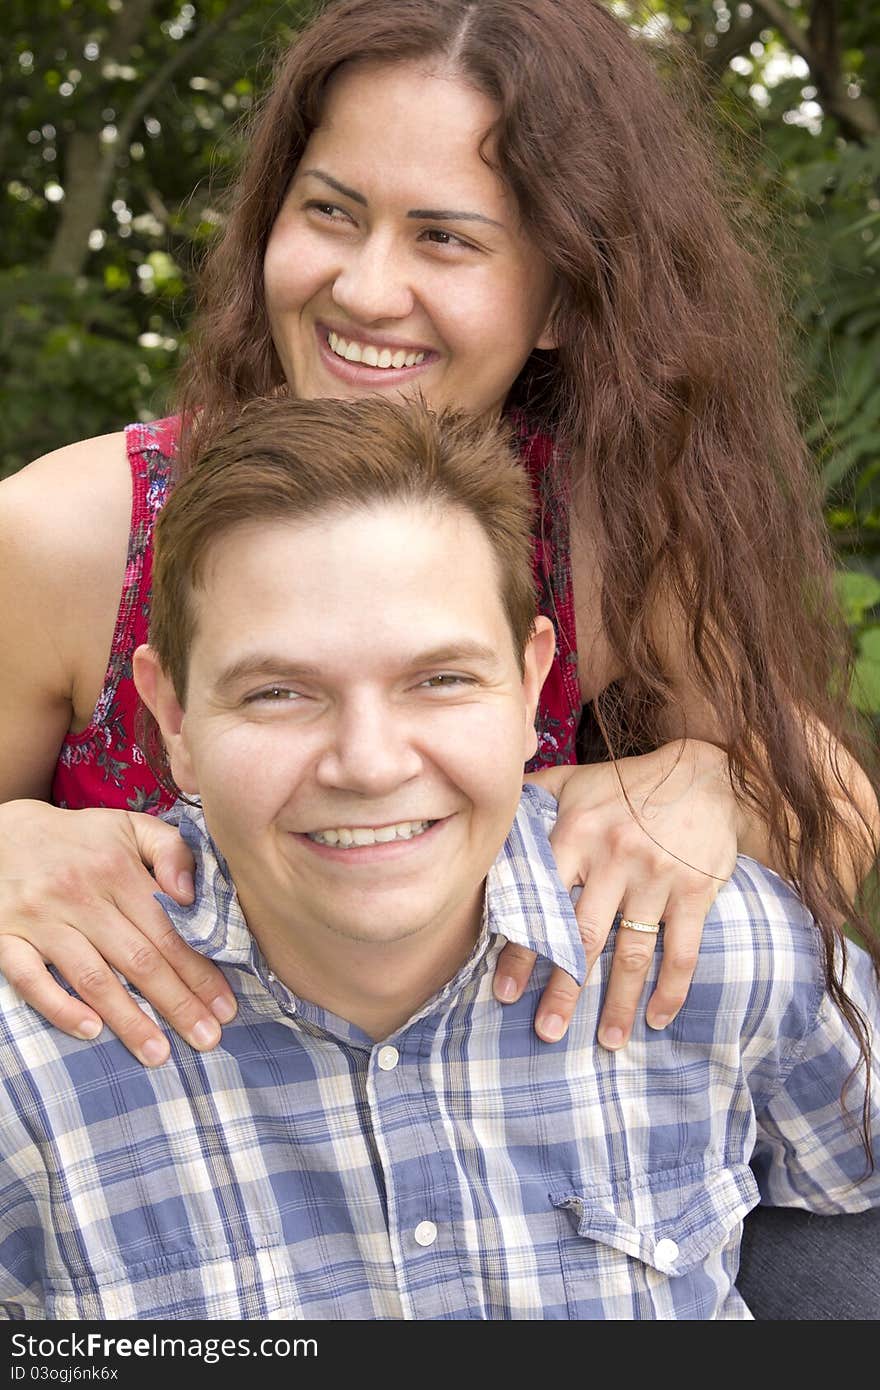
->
xmin=752 ymin=0 xmax=818 ymax=67
xmin=752 ymin=0 xmax=879 ymax=140
xmin=47 ymin=0 xmax=254 ymax=277
xmin=113 ymin=0 xmax=254 ymax=154
xmin=702 ymin=13 xmax=767 ymax=74
xmin=104 ymin=0 xmax=162 ymax=67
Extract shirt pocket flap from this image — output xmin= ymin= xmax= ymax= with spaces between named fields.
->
xmin=550 ymin=1162 xmax=760 ymax=1276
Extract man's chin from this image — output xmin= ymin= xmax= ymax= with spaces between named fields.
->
xmin=307 ymin=904 xmax=451 ymax=948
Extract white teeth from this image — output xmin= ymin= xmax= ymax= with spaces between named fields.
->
xmin=307 ymin=819 xmax=434 ymax=848
xmin=327 ymin=332 xmax=424 ymax=370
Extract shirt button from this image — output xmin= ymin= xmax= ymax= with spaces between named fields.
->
xmin=414 ymin=1221 xmax=438 ymax=1247
xmin=653 ymin=1238 xmax=679 ymax=1269
xmin=377 ymin=1046 xmax=399 ymax=1071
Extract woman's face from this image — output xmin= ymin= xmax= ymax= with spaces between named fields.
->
xmin=264 ymin=61 xmax=557 ymax=420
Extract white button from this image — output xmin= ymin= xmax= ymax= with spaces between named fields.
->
xmin=377 ymin=1046 xmax=399 ymax=1071
xmin=414 ymin=1221 xmax=438 ymax=1247
xmin=653 ymin=1238 xmax=679 ymax=1269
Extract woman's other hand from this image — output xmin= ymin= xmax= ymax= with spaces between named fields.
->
xmin=495 ymin=741 xmax=741 ymax=1047
xmin=0 ymin=800 xmax=237 ymax=1065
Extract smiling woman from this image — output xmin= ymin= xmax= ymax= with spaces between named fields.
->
xmin=0 ymin=0 xmax=877 ymax=1167
xmin=261 ymin=62 xmax=557 ymax=418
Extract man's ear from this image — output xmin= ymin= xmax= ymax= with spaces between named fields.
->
xmin=521 ymin=616 xmax=556 ymax=762
xmin=132 ymin=644 xmax=199 ymax=796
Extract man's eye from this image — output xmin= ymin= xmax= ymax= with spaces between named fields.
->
xmin=246 ymin=687 xmax=301 ymax=703
xmin=420 ymin=674 xmax=472 ymax=689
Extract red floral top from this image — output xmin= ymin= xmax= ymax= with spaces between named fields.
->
xmin=51 ymin=415 xmax=582 ymax=812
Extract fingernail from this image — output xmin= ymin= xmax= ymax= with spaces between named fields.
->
xmin=599 ymin=1026 xmax=624 ymax=1050
xmin=647 ymin=1014 xmax=671 ymax=1031
xmin=177 ymin=871 xmax=195 ymax=901
xmin=192 ymin=1019 xmax=221 ymax=1049
xmin=495 ymin=976 xmax=518 ymax=1003
xmin=74 ymin=1019 xmax=102 ymax=1041
xmin=538 ymin=1013 xmax=566 ymax=1041
xmin=211 ymin=995 xmax=237 ymax=1024
xmin=141 ymin=1037 xmax=169 ymax=1067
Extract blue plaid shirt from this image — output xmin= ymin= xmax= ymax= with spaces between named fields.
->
xmin=1 ymin=786 xmax=878 ymax=1320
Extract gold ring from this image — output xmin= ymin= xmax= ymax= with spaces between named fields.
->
xmin=619 ymin=917 xmax=661 ymax=935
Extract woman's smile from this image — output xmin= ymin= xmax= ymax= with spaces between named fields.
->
xmin=316 ymin=323 xmax=437 ymax=386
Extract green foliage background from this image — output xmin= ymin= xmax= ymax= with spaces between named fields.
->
xmin=2 ymin=0 xmax=879 ymax=723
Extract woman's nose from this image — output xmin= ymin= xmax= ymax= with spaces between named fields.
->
xmin=331 ymin=236 xmax=415 ymax=324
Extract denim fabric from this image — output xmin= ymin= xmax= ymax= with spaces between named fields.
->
xmin=738 ymin=1204 xmax=880 ymax=1320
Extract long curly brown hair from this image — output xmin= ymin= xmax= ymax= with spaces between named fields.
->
xmin=175 ymin=0 xmax=879 ymax=1153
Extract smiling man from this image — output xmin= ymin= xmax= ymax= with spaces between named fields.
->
xmin=0 ymin=396 xmax=878 ymax=1321
xmin=137 ymin=399 xmax=555 ymax=1046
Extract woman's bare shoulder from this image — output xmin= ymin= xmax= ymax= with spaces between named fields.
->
xmin=2 ymin=429 xmax=130 ymax=511
xmin=1 ymin=431 xmax=131 ymax=578
xmin=0 ymin=432 xmax=133 ymax=737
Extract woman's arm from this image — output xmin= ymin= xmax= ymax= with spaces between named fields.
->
xmin=0 ymin=439 xmax=236 ymax=1061
xmin=495 ymin=566 xmax=879 ymax=1047
xmin=649 ymin=592 xmax=880 ymax=887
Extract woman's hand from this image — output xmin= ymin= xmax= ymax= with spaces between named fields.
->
xmin=495 ymin=741 xmax=742 ymax=1047
xmin=0 ymin=800 xmax=237 ymax=1065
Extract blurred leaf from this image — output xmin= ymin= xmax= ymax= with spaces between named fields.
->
xmin=835 ymin=569 xmax=880 ymax=625
xmin=851 ymin=627 xmax=880 ymax=714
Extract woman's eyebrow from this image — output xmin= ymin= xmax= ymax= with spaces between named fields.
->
xmin=301 ymin=168 xmax=367 ymax=205
xmin=300 ymin=168 xmax=504 ymax=229
xmin=406 ymin=207 xmax=504 ymax=228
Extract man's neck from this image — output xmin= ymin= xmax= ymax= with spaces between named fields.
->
xmin=239 ymin=893 xmax=485 ymax=1041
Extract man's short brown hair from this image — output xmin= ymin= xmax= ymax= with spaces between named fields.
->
xmin=150 ymin=395 xmax=538 ymax=701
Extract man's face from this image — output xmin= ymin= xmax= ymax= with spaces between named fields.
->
xmin=141 ymin=502 xmax=553 ymax=953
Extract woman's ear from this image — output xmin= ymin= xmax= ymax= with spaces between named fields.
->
xmin=132 ymin=644 xmax=199 ymax=795
xmin=534 ymin=317 xmax=558 ymax=352
xmin=534 ymin=286 xmax=561 ymax=351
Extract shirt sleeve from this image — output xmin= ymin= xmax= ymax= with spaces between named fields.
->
xmin=0 ymin=1144 xmax=49 ymax=1319
xmin=751 ymin=940 xmax=880 ymax=1213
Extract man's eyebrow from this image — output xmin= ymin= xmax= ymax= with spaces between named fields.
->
xmin=408 ymin=641 xmax=501 ymax=667
xmin=212 ymin=642 xmax=502 ymax=690
xmin=299 ymin=168 xmax=504 ymax=229
xmin=212 ymin=655 xmax=321 ymax=690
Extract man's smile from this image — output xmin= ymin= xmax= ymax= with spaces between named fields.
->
xmin=291 ymin=815 xmax=451 ymax=864
xmin=306 ymin=817 xmax=437 ymax=846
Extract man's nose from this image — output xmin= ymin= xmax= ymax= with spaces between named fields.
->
xmin=315 ymin=694 xmax=422 ymax=795
xmin=331 ymin=234 xmax=415 ymax=324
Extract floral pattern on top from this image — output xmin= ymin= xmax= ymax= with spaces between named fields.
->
xmin=52 ymin=418 xmax=177 ymax=813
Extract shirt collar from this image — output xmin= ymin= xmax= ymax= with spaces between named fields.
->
xmin=486 ymin=785 xmax=586 ymax=984
xmin=157 ymin=785 xmax=585 ymax=987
